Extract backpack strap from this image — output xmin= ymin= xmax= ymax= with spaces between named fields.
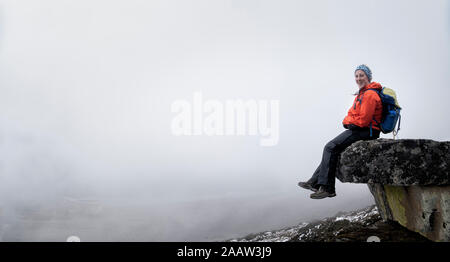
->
xmin=358 ymin=88 xmax=381 ymax=106
xmin=364 ymin=89 xmax=382 ymax=135
xmin=372 ymin=116 xmax=381 ymax=128
xmin=393 ymin=109 xmax=401 ymax=138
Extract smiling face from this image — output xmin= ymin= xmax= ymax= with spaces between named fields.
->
xmin=355 ymin=69 xmax=370 ymax=89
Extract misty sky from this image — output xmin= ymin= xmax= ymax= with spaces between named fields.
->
xmin=0 ymin=0 xmax=449 ymax=241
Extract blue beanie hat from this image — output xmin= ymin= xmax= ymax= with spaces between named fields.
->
xmin=355 ymin=64 xmax=372 ymax=82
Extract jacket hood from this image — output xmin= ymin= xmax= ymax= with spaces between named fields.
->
xmin=359 ymin=82 xmax=382 ymax=94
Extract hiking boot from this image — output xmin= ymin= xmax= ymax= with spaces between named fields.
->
xmin=297 ymin=181 xmax=319 ymax=192
xmin=310 ymin=186 xmax=336 ymax=199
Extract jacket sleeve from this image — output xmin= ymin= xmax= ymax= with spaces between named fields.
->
xmin=355 ymin=91 xmax=380 ymax=127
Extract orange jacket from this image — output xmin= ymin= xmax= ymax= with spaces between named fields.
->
xmin=343 ymin=82 xmax=383 ymax=130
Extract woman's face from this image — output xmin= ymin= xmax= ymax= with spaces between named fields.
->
xmin=355 ymin=70 xmax=370 ymax=89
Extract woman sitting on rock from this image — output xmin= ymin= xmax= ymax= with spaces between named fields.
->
xmin=298 ymin=64 xmax=383 ymax=199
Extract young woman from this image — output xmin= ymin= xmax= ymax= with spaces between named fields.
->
xmin=298 ymin=64 xmax=383 ymax=199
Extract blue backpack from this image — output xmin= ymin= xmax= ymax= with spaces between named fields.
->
xmin=367 ymin=87 xmax=402 ymax=137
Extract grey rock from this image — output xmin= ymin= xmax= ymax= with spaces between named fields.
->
xmin=336 ymin=138 xmax=450 ymax=241
xmin=337 ymin=139 xmax=450 ymax=186
xmin=368 ymin=183 xmax=450 ymax=242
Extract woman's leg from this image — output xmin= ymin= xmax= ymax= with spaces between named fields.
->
xmin=301 ymin=128 xmax=380 ymax=195
xmin=307 ymin=165 xmax=321 ymax=186
xmin=316 ymin=130 xmax=362 ymax=189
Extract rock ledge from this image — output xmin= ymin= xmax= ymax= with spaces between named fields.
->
xmin=337 ymin=138 xmax=450 ymax=185
xmin=337 ymin=138 xmax=450 ymax=242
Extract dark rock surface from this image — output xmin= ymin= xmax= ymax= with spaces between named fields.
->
xmin=337 ymin=139 xmax=450 ymax=185
xmin=227 ymin=205 xmax=430 ymax=242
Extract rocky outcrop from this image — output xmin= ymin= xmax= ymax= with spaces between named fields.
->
xmin=228 ymin=205 xmax=430 ymax=242
xmin=336 ymin=139 xmax=450 ymax=242
xmin=338 ymin=139 xmax=450 ymax=185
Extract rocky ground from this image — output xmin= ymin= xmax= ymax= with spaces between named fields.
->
xmin=227 ymin=205 xmax=431 ymax=242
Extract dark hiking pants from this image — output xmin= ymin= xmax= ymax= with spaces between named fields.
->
xmin=308 ymin=128 xmax=380 ymax=190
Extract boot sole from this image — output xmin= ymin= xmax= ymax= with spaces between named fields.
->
xmin=310 ymin=193 xmax=336 ymax=199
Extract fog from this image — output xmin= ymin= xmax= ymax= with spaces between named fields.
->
xmin=0 ymin=0 xmax=449 ymax=241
